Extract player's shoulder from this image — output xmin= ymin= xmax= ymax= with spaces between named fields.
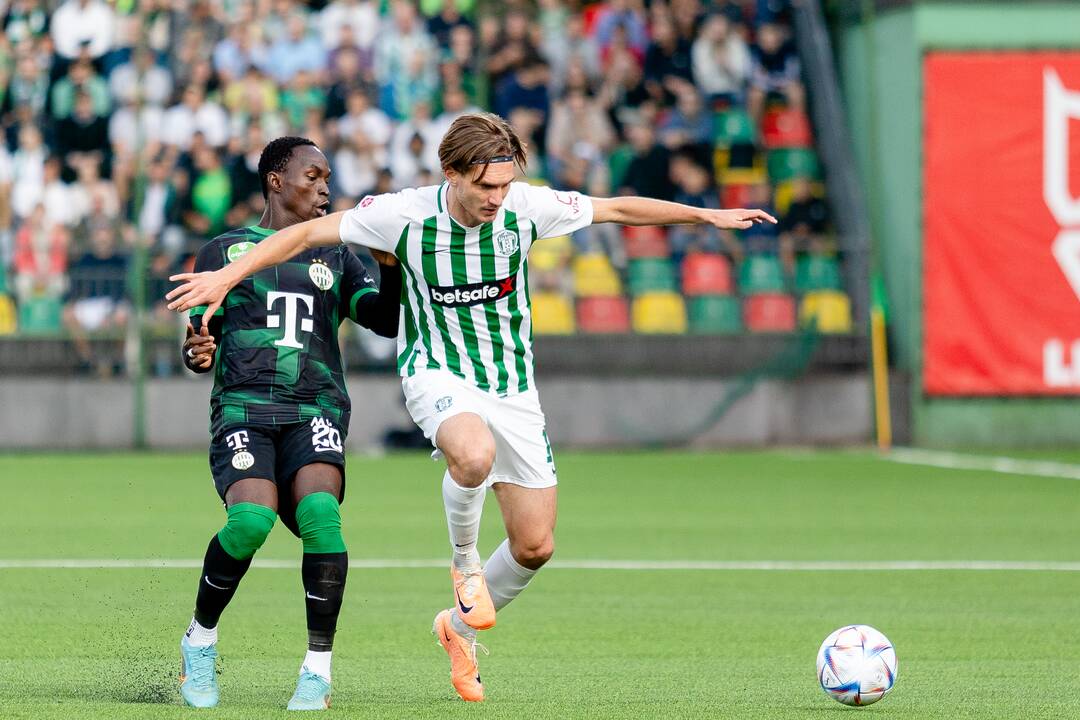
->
xmin=504 ymin=180 xmax=568 ymax=207
xmin=355 ymin=184 xmax=441 ymax=220
xmin=199 ymin=226 xmax=264 ymax=261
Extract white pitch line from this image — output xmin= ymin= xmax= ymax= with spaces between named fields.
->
xmin=885 ymin=448 xmax=1080 ymax=481
xmin=1 ymin=559 xmax=1079 ymax=571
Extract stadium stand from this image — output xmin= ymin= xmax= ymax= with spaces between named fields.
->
xmin=0 ymin=0 xmax=851 ymax=372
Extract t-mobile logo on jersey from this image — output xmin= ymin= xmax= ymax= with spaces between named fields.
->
xmin=1043 ymin=69 xmax=1080 ymax=386
xmin=266 ymin=291 xmax=315 ymax=349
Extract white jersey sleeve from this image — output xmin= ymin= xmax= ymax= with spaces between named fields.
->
xmin=338 ymin=190 xmax=414 ymax=252
xmin=510 ymin=182 xmax=594 ymax=239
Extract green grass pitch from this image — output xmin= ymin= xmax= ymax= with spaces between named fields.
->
xmin=1 ymin=449 xmax=1078 ymax=718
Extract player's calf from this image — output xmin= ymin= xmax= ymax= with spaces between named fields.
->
xmin=295 ymin=492 xmax=348 ymax=687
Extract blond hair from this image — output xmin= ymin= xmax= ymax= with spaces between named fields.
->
xmin=438 ymin=112 xmax=528 ymax=181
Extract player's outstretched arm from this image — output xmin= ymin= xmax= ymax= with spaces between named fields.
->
xmin=166 ymin=211 xmax=347 ymax=326
xmin=590 ymin=196 xmax=777 ymax=230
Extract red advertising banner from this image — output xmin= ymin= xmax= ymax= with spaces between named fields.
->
xmin=923 ymin=52 xmax=1080 ymax=395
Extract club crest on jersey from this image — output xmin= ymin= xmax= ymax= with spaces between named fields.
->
xmin=232 ymin=451 xmax=255 ymax=470
xmin=309 ymin=260 xmax=334 ymax=291
xmin=429 ymin=275 xmax=517 ymax=307
xmin=227 ymin=242 xmax=255 ymax=263
xmin=494 ymin=230 xmax=519 ymax=256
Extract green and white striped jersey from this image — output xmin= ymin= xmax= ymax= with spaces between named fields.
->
xmin=340 ymin=181 xmax=593 ymax=396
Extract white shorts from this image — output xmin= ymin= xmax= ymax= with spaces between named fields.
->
xmin=401 ymin=369 xmax=557 ymax=489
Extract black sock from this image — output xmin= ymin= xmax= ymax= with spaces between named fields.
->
xmin=192 ymin=535 xmax=253 ymax=629
xmin=301 ymin=552 xmax=348 ymax=651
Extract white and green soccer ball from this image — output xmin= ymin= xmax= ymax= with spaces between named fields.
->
xmin=816 ymin=625 xmax=898 ymax=707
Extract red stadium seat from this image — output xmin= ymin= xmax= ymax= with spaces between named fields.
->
xmin=681 ymin=253 xmax=733 ymax=296
xmin=743 ymin=293 xmax=797 ymax=332
xmin=577 ymin=296 xmax=631 ymax=333
xmin=721 ymin=182 xmax=754 ymax=210
xmin=622 ymin=225 xmax=670 ymax=258
xmin=761 ymin=108 xmax=813 ymax=149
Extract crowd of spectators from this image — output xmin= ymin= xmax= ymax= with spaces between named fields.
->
xmin=0 ymin=0 xmax=829 ymax=372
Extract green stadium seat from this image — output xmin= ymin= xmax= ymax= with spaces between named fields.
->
xmin=18 ymin=296 xmax=63 ymax=335
xmin=688 ymin=295 xmax=743 ymax=334
xmin=608 ymin=144 xmax=635 ymax=189
xmin=738 ymin=255 xmax=786 ymax=294
xmin=712 ymin=109 xmax=755 ymax=147
xmin=627 ymin=258 xmax=677 ymax=295
xmin=794 ymin=255 xmax=842 ymax=293
xmin=767 ymin=148 xmax=820 ymax=182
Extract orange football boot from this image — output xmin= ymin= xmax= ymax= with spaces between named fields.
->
xmin=433 ymin=609 xmax=486 ymax=702
xmin=450 ymin=564 xmax=496 ymax=630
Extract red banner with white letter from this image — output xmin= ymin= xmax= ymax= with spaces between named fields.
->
xmin=923 ymin=52 xmax=1080 ymax=395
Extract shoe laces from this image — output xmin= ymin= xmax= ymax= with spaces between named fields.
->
xmin=469 ymin=639 xmax=490 ymax=664
xmin=187 ymin=646 xmax=217 ymax=689
xmin=457 ymin=566 xmax=484 ymax=598
xmin=294 ymin=671 xmax=329 ymax=702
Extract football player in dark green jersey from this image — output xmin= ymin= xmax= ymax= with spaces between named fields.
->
xmin=177 ymin=137 xmax=400 ymax=711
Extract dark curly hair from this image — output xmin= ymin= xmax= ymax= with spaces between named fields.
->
xmin=258 ymin=136 xmax=318 ymax=199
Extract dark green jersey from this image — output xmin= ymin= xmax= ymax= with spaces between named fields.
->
xmin=191 ymin=225 xmax=387 ymax=434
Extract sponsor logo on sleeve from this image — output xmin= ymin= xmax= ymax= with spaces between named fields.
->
xmin=227 ymin=242 xmax=255 ymax=263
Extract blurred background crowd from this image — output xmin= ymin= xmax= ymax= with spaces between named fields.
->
xmin=0 ymin=0 xmax=847 ymax=376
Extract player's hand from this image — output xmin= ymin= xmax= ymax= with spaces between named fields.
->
xmin=707 ymin=208 xmax=778 ymax=230
xmin=167 ymin=268 xmax=235 ymax=327
xmin=183 ymin=323 xmax=216 ymax=369
xmin=370 ymin=249 xmax=398 ymax=267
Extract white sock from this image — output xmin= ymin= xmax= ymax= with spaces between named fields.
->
xmin=484 ymin=539 xmax=537 ymax=611
xmin=442 ymin=470 xmax=485 ymax=568
xmin=449 ymin=609 xmax=478 ymax=640
xmin=301 ymin=650 xmax=332 ymax=681
xmin=184 ymin=617 xmax=218 ymax=647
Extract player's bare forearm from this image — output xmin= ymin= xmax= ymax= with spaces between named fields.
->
xmin=590 ymin=196 xmax=777 ymax=230
xmin=167 ymin=212 xmax=346 ymax=320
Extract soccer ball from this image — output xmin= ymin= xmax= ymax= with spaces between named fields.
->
xmin=816 ymin=625 xmax=898 ymax=706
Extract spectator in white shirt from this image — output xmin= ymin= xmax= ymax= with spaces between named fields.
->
xmin=691 ymin=13 xmax=751 ymax=105
xmin=108 ymin=47 xmax=173 ymax=107
xmin=50 ymin=0 xmax=115 ymax=62
xmin=162 ymin=85 xmax=230 ymax=150
xmin=336 ymin=89 xmax=392 ymax=151
xmin=109 ymin=99 xmax=165 ymax=160
xmin=11 ymin=125 xmax=47 ymax=220
xmin=318 ymin=0 xmax=378 ymax=51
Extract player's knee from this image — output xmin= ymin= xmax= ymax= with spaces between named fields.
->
xmin=513 ymin=536 xmax=554 ymax=570
xmin=218 ymin=502 xmax=277 ymax=560
xmin=296 ymin=492 xmax=347 ymax=554
xmin=449 ymin=445 xmax=495 ymax=488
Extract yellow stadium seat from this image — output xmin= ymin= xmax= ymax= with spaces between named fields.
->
xmin=531 ymin=234 xmax=573 ymax=272
xmin=773 ymin=180 xmax=826 ymax=215
xmin=0 ymin=293 xmax=15 ymax=335
xmin=632 ymin=291 xmax=687 ymax=334
xmin=720 ymin=165 xmax=767 ymax=186
xmin=572 ymin=253 xmax=622 ymax=297
xmin=799 ymin=290 xmax=853 ymax=333
xmin=531 ymin=291 xmax=576 ymax=335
